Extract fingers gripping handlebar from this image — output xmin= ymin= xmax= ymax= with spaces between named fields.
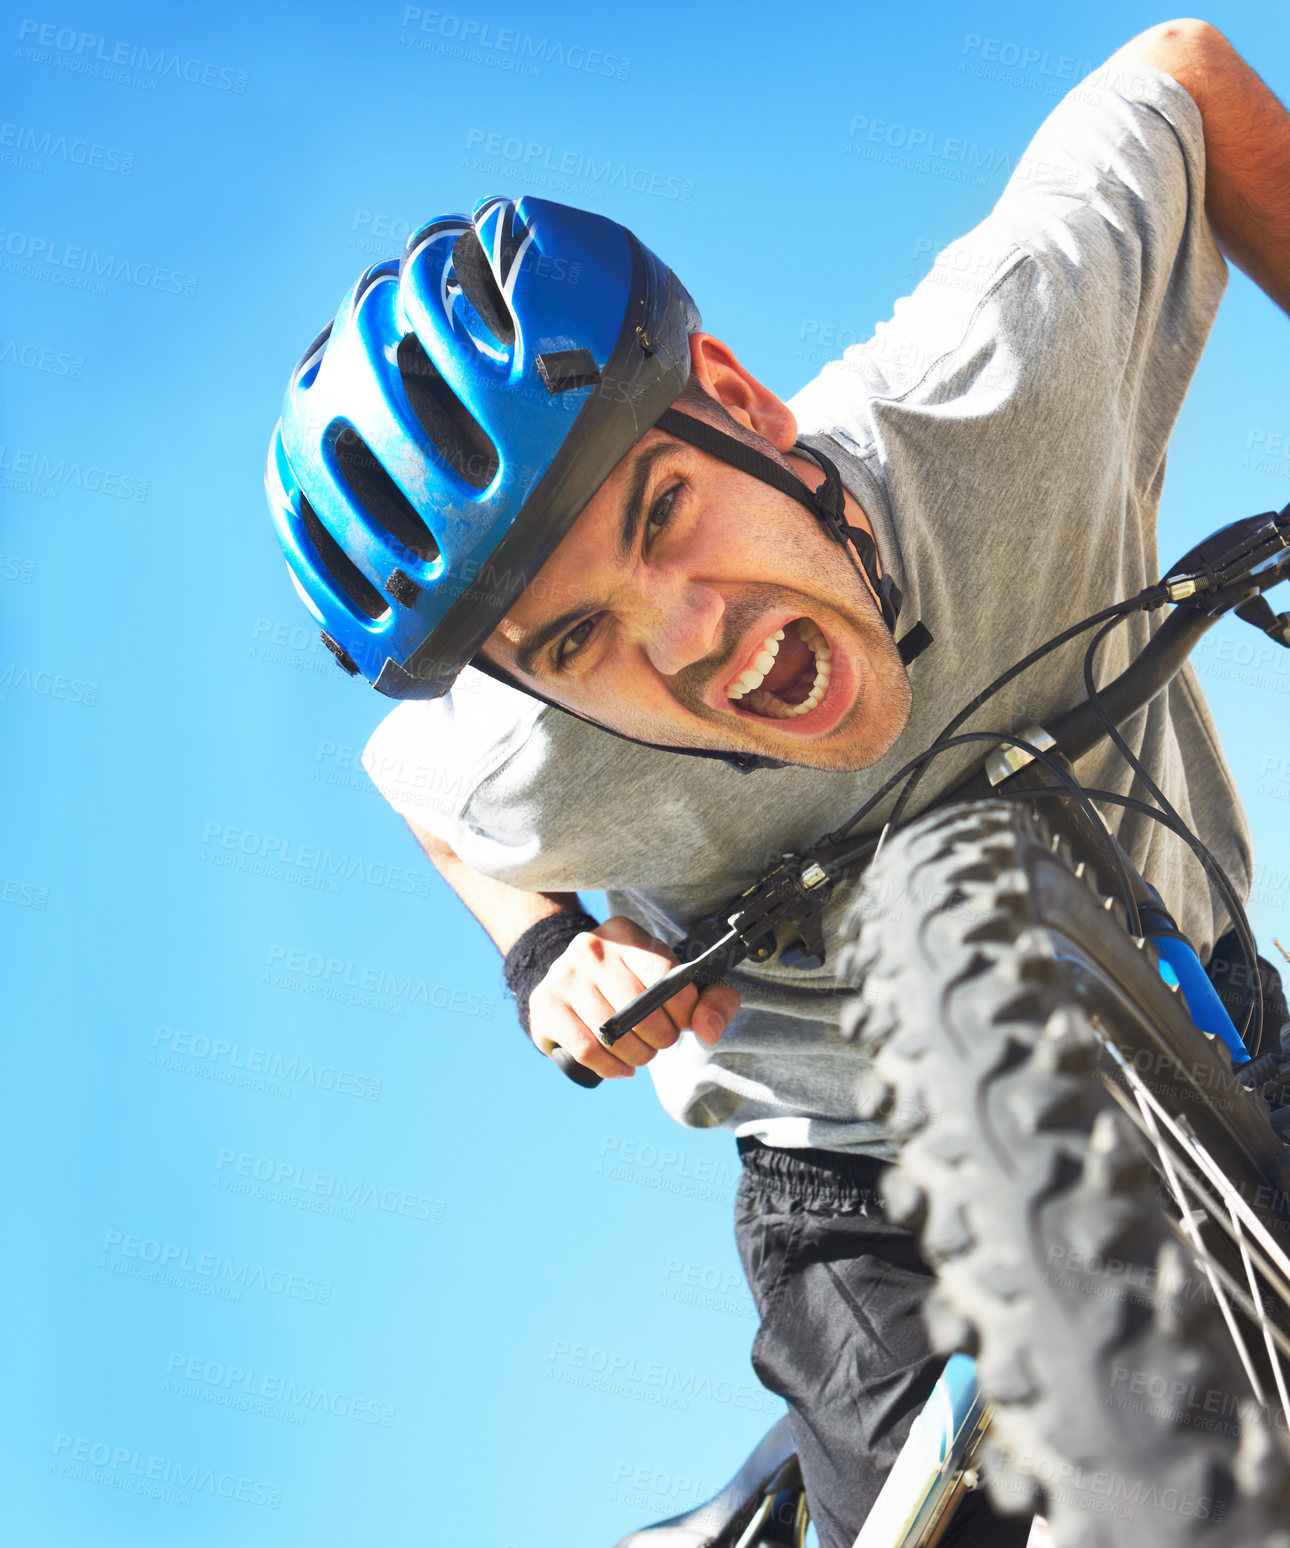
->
xmin=551 ymin=860 xmax=836 ymax=1088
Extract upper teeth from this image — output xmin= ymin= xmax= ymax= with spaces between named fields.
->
xmin=728 ymin=628 xmax=784 ymax=698
xmin=729 ymin=619 xmax=833 ymax=719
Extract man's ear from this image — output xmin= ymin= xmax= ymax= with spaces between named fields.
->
xmin=687 ymin=333 xmax=798 ymax=452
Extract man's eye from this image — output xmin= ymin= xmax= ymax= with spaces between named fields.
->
xmin=644 ymin=484 xmax=680 ymax=547
xmin=554 ymin=614 xmax=602 ymax=669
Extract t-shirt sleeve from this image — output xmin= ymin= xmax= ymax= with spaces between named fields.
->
xmin=360 ymin=668 xmax=545 ymax=853
xmin=978 ymin=63 xmax=1223 ymax=401
xmin=797 ymin=63 xmax=1226 ymax=489
xmin=361 ymin=699 xmax=472 ymax=845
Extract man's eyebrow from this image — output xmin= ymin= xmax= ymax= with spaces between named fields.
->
xmin=512 ymin=439 xmax=680 ymax=679
xmin=615 ymin=440 xmax=677 ymax=563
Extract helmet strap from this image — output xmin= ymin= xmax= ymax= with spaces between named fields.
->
xmin=654 ymin=408 xmax=931 ymax=666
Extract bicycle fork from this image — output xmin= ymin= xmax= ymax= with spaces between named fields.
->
xmin=850 ymin=1354 xmax=991 ymax=1548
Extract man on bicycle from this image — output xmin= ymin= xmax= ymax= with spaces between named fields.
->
xmin=266 ymin=20 xmax=1290 ymax=1547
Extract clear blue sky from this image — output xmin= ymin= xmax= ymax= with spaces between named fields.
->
xmin=3 ymin=2 xmax=1289 ymax=1543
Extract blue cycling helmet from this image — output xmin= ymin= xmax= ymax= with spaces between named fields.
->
xmin=265 ymin=195 xmax=700 ymax=699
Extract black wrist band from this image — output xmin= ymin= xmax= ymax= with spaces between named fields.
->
xmin=503 ymin=910 xmax=599 ymax=1037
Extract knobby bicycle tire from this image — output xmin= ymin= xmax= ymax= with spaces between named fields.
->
xmin=838 ymin=800 xmax=1290 ymax=1548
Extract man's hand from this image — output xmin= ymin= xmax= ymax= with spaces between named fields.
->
xmin=528 ymin=916 xmax=741 ymax=1080
xmin=400 ymin=819 xmax=740 ymax=1078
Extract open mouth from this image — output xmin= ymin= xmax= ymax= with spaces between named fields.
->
xmin=726 ymin=617 xmax=833 ymax=720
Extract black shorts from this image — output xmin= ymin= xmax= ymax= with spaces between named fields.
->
xmin=734 ymin=1140 xmax=1030 ymax=1548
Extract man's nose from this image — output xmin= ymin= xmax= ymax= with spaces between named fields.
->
xmin=637 ymin=578 xmax=725 ymax=678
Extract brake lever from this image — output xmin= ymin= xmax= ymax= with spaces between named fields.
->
xmin=602 ymin=852 xmax=842 ymax=1043
xmin=1165 ymin=507 xmax=1290 ymax=603
xmin=549 ymin=851 xmax=840 ymax=1093
xmin=598 ymin=927 xmax=748 ymax=1048
xmin=549 ymin=932 xmax=745 ymax=1091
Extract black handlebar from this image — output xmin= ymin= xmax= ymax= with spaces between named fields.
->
xmin=552 ymin=1048 xmax=603 ymax=1088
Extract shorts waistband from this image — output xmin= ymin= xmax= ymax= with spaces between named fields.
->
xmin=736 ymin=1136 xmax=887 ymax=1206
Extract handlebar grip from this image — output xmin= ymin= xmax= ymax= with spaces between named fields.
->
xmin=552 ymin=1047 xmax=603 ymax=1089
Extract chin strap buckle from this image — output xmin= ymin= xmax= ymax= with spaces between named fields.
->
xmin=656 ymin=407 xmax=933 ymax=666
xmin=792 ymin=440 xmax=909 ymax=639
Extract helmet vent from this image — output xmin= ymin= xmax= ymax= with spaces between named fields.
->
xmin=333 ymin=425 xmax=442 ymax=569
xmin=396 ymin=334 xmax=499 ymax=491
xmin=299 ymin=494 xmax=389 ymax=622
xmin=450 ymin=230 xmax=516 ymax=347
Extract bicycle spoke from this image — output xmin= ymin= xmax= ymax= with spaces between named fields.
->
xmin=1231 ymin=1187 xmax=1290 ymax=1425
xmin=1095 ymin=1047 xmax=1290 ymax=1299
xmin=1092 ymin=1043 xmax=1290 ymax=1425
xmin=1101 ymin=1042 xmax=1269 ymax=1404
xmin=1102 ymin=1077 xmax=1290 ymax=1372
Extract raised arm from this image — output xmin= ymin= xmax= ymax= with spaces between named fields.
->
xmin=404 ymin=819 xmax=739 ymax=1080
xmin=1111 ymin=18 xmax=1290 ymax=313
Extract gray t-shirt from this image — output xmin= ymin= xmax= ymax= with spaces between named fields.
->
xmin=364 ymin=65 xmax=1252 ymax=1155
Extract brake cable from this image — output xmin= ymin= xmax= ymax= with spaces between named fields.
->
xmin=987 ymin=781 xmax=1265 ymax=1053
xmin=1078 ymin=613 xmax=1266 ymax=1051
xmin=827 ymin=583 xmax=1173 ymax=847
xmin=596 ymin=729 xmax=1137 ymax=1048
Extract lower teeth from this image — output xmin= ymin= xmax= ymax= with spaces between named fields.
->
xmin=745 ymin=625 xmax=830 ymax=718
